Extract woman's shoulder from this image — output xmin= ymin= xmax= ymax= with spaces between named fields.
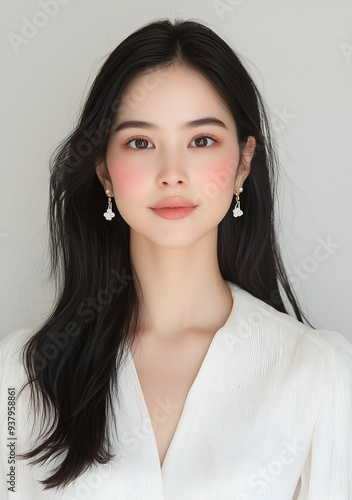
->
xmin=301 ymin=327 xmax=352 ymax=376
xmin=227 ymin=280 xmax=352 ymax=361
xmin=228 ymin=280 xmax=309 ymax=339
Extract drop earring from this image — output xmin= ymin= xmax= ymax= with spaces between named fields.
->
xmin=233 ymin=187 xmax=243 ymax=217
xmin=103 ymin=189 xmax=115 ymax=221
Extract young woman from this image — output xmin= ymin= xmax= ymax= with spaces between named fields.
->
xmin=1 ymin=18 xmax=351 ymax=500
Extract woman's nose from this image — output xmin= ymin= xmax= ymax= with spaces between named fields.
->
xmin=155 ymin=150 xmax=189 ymax=187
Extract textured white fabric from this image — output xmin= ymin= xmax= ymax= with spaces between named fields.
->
xmin=1 ymin=280 xmax=351 ymax=499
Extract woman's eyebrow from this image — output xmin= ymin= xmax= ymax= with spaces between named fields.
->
xmin=113 ymin=117 xmax=228 ymax=133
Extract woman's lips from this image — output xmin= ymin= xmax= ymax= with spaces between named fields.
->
xmin=150 ymin=206 xmax=196 ymax=219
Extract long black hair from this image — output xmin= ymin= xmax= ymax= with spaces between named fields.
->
xmin=18 ymin=18 xmax=310 ymax=490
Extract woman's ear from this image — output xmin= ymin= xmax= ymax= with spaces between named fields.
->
xmin=95 ymin=161 xmax=114 ymax=196
xmin=235 ymin=135 xmax=256 ymax=187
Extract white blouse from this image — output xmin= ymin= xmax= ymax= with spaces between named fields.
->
xmin=1 ymin=281 xmax=351 ymax=499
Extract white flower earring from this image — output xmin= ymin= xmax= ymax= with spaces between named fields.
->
xmin=233 ymin=187 xmax=243 ymax=217
xmin=103 ymin=189 xmax=115 ymax=221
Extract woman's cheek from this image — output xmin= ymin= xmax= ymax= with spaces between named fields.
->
xmin=108 ymin=162 xmax=147 ymax=194
xmin=199 ymin=157 xmax=237 ymax=195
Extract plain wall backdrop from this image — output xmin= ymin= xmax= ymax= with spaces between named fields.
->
xmin=1 ymin=0 xmax=351 ymax=341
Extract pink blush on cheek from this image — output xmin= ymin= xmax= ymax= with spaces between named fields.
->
xmin=109 ymin=165 xmax=145 ymax=189
xmin=203 ymin=158 xmax=238 ymax=190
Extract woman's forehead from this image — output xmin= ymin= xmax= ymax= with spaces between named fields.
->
xmin=115 ymin=65 xmax=234 ymax=126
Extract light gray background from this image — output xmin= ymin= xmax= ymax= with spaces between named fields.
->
xmin=1 ymin=0 xmax=351 ymax=340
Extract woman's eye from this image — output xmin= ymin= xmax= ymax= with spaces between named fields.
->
xmin=190 ymin=136 xmax=216 ymax=148
xmin=126 ymin=137 xmax=151 ymax=149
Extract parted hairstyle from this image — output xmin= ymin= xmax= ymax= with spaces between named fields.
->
xmin=18 ymin=18 xmax=310 ymax=489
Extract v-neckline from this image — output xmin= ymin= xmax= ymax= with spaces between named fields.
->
xmin=125 ymin=281 xmax=237 ymax=473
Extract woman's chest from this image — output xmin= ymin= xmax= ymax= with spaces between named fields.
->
xmin=129 ymin=330 xmax=216 ymax=467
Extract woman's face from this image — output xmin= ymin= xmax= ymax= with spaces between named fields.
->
xmin=97 ymin=64 xmax=254 ymax=249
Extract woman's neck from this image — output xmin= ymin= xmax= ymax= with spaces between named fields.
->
xmin=129 ymin=227 xmax=233 ymax=340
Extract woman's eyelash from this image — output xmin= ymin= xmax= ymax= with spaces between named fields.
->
xmin=191 ymin=134 xmax=219 ymax=146
xmin=124 ymin=134 xmax=219 ymax=149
